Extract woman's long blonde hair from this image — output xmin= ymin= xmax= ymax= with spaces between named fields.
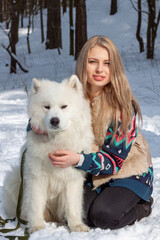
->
xmin=75 ymin=35 xmax=142 ymax=141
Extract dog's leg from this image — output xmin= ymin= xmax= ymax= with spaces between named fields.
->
xmin=65 ymin=177 xmax=90 ymax=232
xmin=22 ymin=174 xmax=48 ymax=233
xmin=2 ymin=166 xmax=21 ymax=218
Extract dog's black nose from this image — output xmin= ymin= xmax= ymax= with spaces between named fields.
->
xmin=50 ymin=117 xmax=60 ymax=126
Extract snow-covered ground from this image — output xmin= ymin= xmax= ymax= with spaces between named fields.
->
xmin=0 ymin=0 xmax=160 ymax=239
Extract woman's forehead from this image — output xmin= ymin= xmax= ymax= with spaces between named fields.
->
xmin=88 ymin=45 xmax=110 ymax=59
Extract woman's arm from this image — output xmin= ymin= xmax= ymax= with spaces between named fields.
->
xmin=75 ymin=114 xmax=137 ymax=176
xmin=49 ymin=115 xmax=137 ymax=176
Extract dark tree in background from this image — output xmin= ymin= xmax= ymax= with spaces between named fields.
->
xmin=43 ymin=0 xmax=47 ymax=9
xmin=26 ymin=0 xmax=33 ymax=54
xmin=62 ymin=0 xmax=67 ymax=15
xmin=9 ymin=0 xmax=20 ymax=73
xmin=136 ymin=0 xmax=144 ymax=53
xmin=1 ymin=0 xmax=9 ymax=29
xmin=46 ymin=0 xmax=62 ymax=52
xmin=146 ymin=0 xmax=160 ymax=59
xmin=69 ymin=0 xmax=74 ymax=56
xmin=0 ymin=1 xmax=3 ymax=22
xmin=75 ymin=0 xmax=87 ymax=59
xmin=130 ymin=0 xmax=160 ymax=58
xmin=20 ymin=0 xmax=26 ymax=28
xmin=40 ymin=0 xmax=44 ymax=43
xmin=110 ymin=0 xmax=117 ymax=15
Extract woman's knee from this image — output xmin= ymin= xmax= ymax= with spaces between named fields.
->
xmin=89 ymin=201 xmax=121 ymax=229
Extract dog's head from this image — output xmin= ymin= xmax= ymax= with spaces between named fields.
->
xmin=28 ymin=75 xmax=85 ymax=134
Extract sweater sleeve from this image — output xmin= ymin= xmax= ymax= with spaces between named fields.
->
xmin=75 ymin=115 xmax=137 ymax=176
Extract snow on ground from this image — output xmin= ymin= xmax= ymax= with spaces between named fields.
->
xmin=0 ymin=0 xmax=160 ymax=239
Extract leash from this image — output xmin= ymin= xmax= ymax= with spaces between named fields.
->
xmin=0 ymin=149 xmax=30 ymax=240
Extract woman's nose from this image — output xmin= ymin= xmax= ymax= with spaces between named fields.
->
xmin=96 ymin=63 xmax=103 ymax=72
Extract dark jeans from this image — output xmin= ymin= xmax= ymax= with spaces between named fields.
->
xmin=83 ymin=184 xmax=141 ymax=230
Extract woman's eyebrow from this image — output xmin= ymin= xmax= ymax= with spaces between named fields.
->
xmin=88 ymin=57 xmax=110 ymax=61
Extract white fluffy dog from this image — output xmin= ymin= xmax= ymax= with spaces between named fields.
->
xmin=2 ymin=75 xmax=94 ymax=233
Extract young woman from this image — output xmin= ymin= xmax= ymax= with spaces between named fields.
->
xmin=49 ymin=36 xmax=154 ymax=230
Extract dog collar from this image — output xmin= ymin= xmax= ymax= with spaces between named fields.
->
xmin=31 ymin=124 xmax=48 ymax=136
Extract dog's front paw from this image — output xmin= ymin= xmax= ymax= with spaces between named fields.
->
xmin=70 ymin=223 xmax=90 ymax=232
xmin=30 ymin=223 xmax=45 ymax=233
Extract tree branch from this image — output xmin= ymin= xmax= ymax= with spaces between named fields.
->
xmin=0 ymin=25 xmax=10 ymax=38
xmin=130 ymin=0 xmax=150 ymax=15
xmin=2 ymin=44 xmax=29 ymax=73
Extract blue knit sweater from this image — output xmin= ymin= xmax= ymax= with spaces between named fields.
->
xmin=75 ymin=115 xmax=153 ymax=201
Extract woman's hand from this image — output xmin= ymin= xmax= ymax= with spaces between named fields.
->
xmin=49 ymin=150 xmax=80 ymax=168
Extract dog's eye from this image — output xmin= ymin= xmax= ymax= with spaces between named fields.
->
xmin=61 ymin=105 xmax=67 ymax=109
xmin=44 ymin=106 xmax=50 ymax=110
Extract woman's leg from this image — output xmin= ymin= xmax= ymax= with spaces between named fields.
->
xmin=84 ymin=185 xmax=149 ymax=229
xmin=83 ymin=184 xmax=98 ymax=226
xmin=84 ymin=184 xmax=153 ymax=230
xmin=89 ymin=186 xmax=141 ymax=229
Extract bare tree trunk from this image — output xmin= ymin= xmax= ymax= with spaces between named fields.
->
xmin=0 ymin=0 xmax=3 ymax=22
xmin=43 ymin=0 xmax=47 ymax=9
xmin=40 ymin=0 xmax=44 ymax=43
xmin=147 ymin=0 xmax=154 ymax=59
xmin=147 ymin=0 xmax=160 ymax=59
xmin=27 ymin=14 xmax=31 ymax=54
xmin=136 ymin=0 xmax=144 ymax=52
xmin=20 ymin=0 xmax=26 ymax=28
xmin=31 ymin=1 xmax=35 ymax=32
xmin=9 ymin=0 xmax=20 ymax=73
xmin=62 ymin=0 xmax=67 ymax=15
xmin=75 ymin=0 xmax=87 ymax=59
xmin=69 ymin=0 xmax=74 ymax=56
xmin=110 ymin=0 xmax=117 ymax=15
xmin=5 ymin=0 xmax=9 ymax=29
xmin=26 ymin=1 xmax=33 ymax=54
xmin=46 ymin=0 xmax=62 ymax=51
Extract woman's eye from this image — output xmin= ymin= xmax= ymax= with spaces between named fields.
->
xmin=88 ymin=60 xmax=96 ymax=63
xmin=104 ymin=61 xmax=110 ymax=65
xmin=61 ymin=105 xmax=67 ymax=109
xmin=44 ymin=106 xmax=50 ymax=110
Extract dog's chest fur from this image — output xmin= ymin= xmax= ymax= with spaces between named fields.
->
xmin=24 ymin=126 xmax=89 ymax=187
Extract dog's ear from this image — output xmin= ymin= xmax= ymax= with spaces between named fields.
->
xmin=66 ymin=75 xmax=83 ymax=92
xmin=32 ymin=78 xmax=41 ymax=94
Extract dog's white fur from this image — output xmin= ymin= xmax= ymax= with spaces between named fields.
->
xmin=2 ymin=75 xmax=94 ymax=233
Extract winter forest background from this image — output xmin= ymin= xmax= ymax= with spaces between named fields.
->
xmin=0 ymin=0 xmax=160 ymax=240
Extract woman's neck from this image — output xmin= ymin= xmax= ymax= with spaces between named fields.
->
xmin=88 ymin=87 xmax=102 ymax=103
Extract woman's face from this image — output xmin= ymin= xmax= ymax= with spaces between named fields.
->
xmin=86 ymin=45 xmax=111 ymax=97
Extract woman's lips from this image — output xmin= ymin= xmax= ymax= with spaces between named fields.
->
xmin=93 ymin=75 xmax=105 ymax=81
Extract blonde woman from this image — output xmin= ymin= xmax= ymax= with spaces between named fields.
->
xmin=49 ymin=35 xmax=154 ymax=229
